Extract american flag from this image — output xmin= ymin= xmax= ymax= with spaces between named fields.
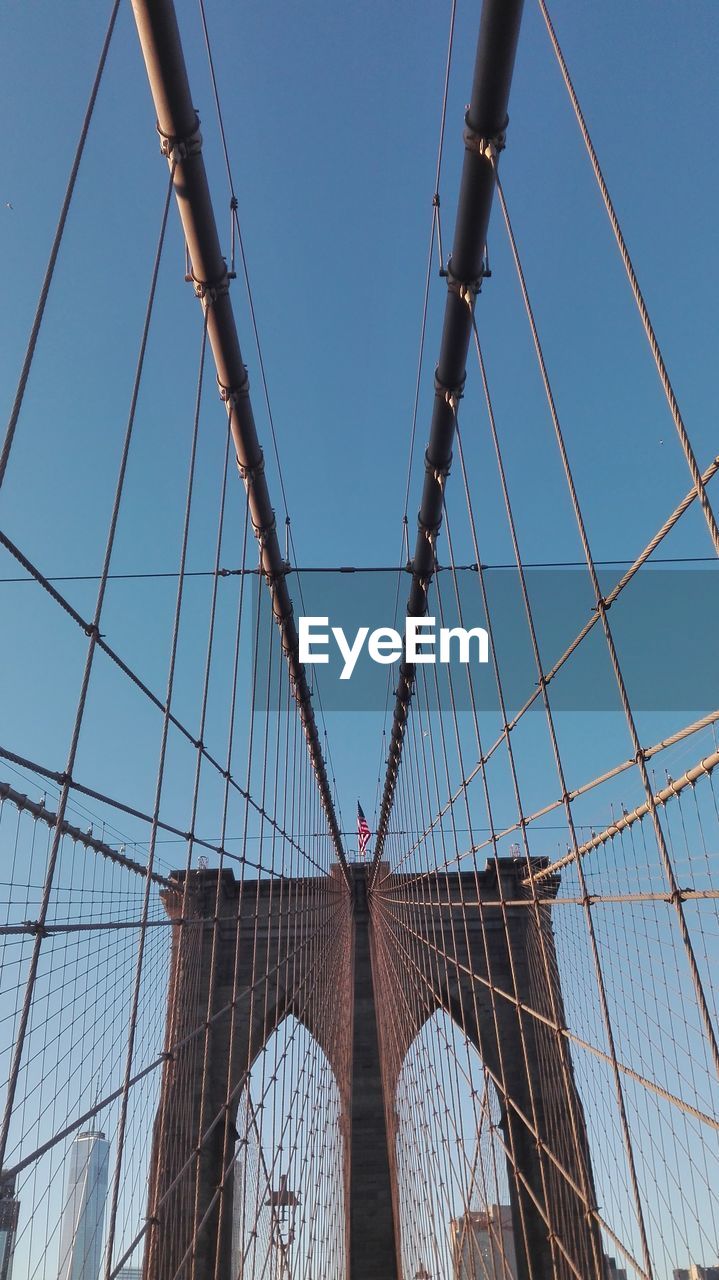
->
xmin=357 ymin=802 xmax=371 ymax=858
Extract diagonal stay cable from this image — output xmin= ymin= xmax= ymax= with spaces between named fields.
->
xmin=0 ymin=548 xmax=326 ymax=869
xmin=0 ymin=167 xmax=176 ymax=1173
xmin=0 ymin=0 xmax=121 ymax=490
xmin=0 ymin=780 xmax=171 ymax=887
xmin=538 ymin=0 xmax=719 ymax=558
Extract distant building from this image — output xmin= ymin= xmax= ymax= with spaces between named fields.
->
xmin=450 ymin=1205 xmax=517 ymax=1280
xmin=0 ymin=1173 xmax=20 ymax=1280
xmin=605 ymin=1256 xmax=627 ymax=1279
xmin=115 ymin=1269 xmax=142 ymax=1280
xmin=57 ymin=1130 xmax=110 ymax=1280
xmin=673 ymin=1267 xmax=719 ymax=1280
xmin=230 ymin=1148 xmax=246 ymax=1280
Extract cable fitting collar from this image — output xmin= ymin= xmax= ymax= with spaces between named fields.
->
xmin=236 ymin=450 xmax=265 ymax=487
xmin=265 ymin=565 xmax=290 ymax=592
xmin=434 ymin=366 xmax=465 ymax=413
xmin=252 ymin=512 xmax=277 ymax=549
xmin=218 ymin=370 xmax=250 ymax=406
xmin=192 ymin=269 xmax=230 ymax=304
xmin=424 ymin=446 xmax=452 ymax=487
xmin=418 ymin=521 xmax=439 ymax=548
xmin=157 ymin=113 xmax=203 ymax=164
xmin=445 ymin=258 xmax=485 ymax=306
xmin=463 ymin=112 xmax=508 ymax=164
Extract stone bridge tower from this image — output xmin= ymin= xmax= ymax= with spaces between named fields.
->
xmin=143 ymin=860 xmax=602 ymax=1280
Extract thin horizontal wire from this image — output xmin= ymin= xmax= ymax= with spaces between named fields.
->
xmin=1 ymin=555 xmax=716 ymax=584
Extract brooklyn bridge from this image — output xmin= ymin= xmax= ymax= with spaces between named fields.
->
xmin=1 ymin=1 xmax=718 ymax=1279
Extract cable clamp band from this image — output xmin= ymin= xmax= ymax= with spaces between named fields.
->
xmin=23 ymin=919 xmax=48 ymax=938
xmin=157 ymin=113 xmax=203 ymax=163
xmin=192 ymin=269 xmax=230 ymax=304
xmin=463 ymin=113 xmax=507 ymax=163
xmin=434 ymin=366 xmax=465 ymax=412
xmin=417 ymin=519 xmax=440 ymax=547
xmin=218 ymin=371 xmax=250 ymax=405
xmin=445 ymin=258 xmax=486 ymax=306
xmin=593 ymin=595 xmax=610 ymax=615
xmin=265 ymin=563 xmax=290 ymax=588
xmin=424 ymin=446 xmax=452 ymax=487
xmin=412 ymin=573 xmax=432 ymax=602
xmin=253 ymin=513 xmax=277 ymax=548
xmin=236 ymin=450 xmax=265 ymax=486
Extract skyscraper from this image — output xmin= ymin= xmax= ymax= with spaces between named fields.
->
xmin=0 ymin=1173 xmax=20 ymax=1280
xmin=673 ymin=1267 xmax=719 ymax=1280
xmin=449 ymin=1206 xmax=518 ymax=1280
xmin=605 ymin=1256 xmax=628 ymax=1279
xmin=230 ymin=1147 xmax=246 ymax=1280
xmin=57 ymin=1130 xmax=110 ymax=1280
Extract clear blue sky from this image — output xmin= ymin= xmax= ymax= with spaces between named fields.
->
xmin=1 ymin=4 xmax=718 ymax=1277
xmin=1 ymin=0 xmax=718 ymax=841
